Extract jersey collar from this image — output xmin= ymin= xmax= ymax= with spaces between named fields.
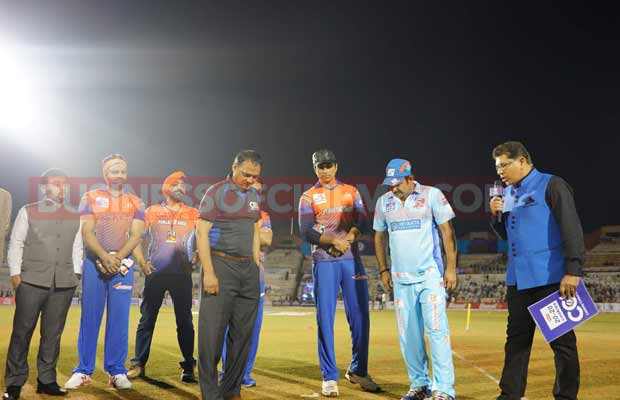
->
xmin=313 ymin=179 xmax=343 ymax=190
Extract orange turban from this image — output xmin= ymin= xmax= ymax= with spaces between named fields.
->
xmin=162 ymin=171 xmax=187 ymax=197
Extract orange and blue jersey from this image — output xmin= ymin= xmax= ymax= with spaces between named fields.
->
xmin=74 ymin=188 xmax=145 ymax=377
xmin=78 ymin=189 xmax=146 ymax=252
xmin=145 ymin=202 xmax=199 ymax=274
xmin=299 ymin=180 xmax=371 ymax=381
xmin=298 ymin=181 xmax=368 ymax=262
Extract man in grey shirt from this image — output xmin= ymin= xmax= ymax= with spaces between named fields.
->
xmin=3 ymin=169 xmax=82 ymax=400
xmin=195 ymin=150 xmax=263 ymax=400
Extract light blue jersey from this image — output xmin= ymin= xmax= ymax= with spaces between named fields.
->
xmin=374 ymin=181 xmax=456 ymax=398
xmin=373 ymin=182 xmax=455 ymax=283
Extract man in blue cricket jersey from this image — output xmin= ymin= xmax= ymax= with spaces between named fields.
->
xmin=374 ymin=158 xmax=458 ymax=400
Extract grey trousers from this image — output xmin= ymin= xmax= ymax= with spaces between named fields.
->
xmin=4 ymin=282 xmax=75 ymax=387
xmin=198 ymin=256 xmax=259 ymax=400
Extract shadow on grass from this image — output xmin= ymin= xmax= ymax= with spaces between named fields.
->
xmin=139 ymin=375 xmax=199 ymax=399
xmin=253 ymin=356 xmax=408 ymax=398
xmin=68 ymin=384 xmax=164 ymax=400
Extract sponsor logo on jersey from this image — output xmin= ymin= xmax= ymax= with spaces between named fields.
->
xmin=390 ymin=219 xmax=421 ymax=231
xmin=414 ymin=198 xmax=426 ymax=208
xmin=317 ymin=206 xmax=353 ymax=216
xmin=95 ymin=196 xmax=109 ymax=208
xmin=385 ymin=201 xmax=396 ymax=213
xmin=249 ymin=201 xmax=259 ymax=211
xmin=313 ymin=193 xmax=327 ymax=205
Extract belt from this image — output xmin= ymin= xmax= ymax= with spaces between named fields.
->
xmin=211 ymin=250 xmax=251 ymax=263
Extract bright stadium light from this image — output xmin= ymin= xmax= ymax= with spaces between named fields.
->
xmin=0 ymin=45 xmax=36 ymax=131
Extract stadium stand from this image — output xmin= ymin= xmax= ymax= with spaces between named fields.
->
xmin=3 ymin=227 xmax=620 ymax=307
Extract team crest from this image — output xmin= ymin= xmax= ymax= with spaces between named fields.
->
xmin=95 ymin=197 xmax=109 ymax=208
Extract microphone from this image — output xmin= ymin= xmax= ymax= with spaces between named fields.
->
xmin=489 ymin=180 xmax=505 ymax=224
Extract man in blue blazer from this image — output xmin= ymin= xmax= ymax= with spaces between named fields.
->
xmin=490 ymin=141 xmax=584 ymax=400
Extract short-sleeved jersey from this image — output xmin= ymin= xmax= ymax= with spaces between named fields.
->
xmin=144 ymin=202 xmax=199 ymax=274
xmin=79 ymin=189 xmax=146 ymax=253
xmin=199 ymin=178 xmax=261 ymax=257
xmin=299 ymin=181 xmax=367 ymax=262
xmin=373 ymin=182 xmax=454 ymax=284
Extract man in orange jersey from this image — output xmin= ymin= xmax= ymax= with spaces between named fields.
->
xmin=65 ymin=154 xmax=145 ymax=391
xmin=127 ymin=172 xmax=200 ymax=383
xmin=298 ymin=149 xmax=380 ymax=397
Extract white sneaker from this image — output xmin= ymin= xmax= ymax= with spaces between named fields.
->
xmin=64 ymin=373 xmax=92 ymax=389
xmin=345 ymin=368 xmax=381 ymax=392
xmin=322 ymin=380 xmax=339 ymax=397
xmin=109 ymin=374 xmax=132 ymax=390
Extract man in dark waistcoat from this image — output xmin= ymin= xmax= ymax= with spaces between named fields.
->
xmin=3 ymin=169 xmax=80 ymax=400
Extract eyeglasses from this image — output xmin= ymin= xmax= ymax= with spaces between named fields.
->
xmin=495 ymin=160 xmax=514 ymax=172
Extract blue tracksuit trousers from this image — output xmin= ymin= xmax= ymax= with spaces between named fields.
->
xmin=73 ymin=256 xmax=133 ymax=376
xmin=313 ymin=258 xmax=370 ymax=381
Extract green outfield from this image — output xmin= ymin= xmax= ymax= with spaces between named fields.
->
xmin=1 ymin=306 xmax=618 ymax=399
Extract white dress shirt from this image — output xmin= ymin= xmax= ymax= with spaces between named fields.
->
xmin=7 ymin=203 xmax=83 ymax=276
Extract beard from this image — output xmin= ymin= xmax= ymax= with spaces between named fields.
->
xmin=169 ymin=190 xmax=186 ymax=202
xmin=106 ymin=177 xmax=126 ymax=187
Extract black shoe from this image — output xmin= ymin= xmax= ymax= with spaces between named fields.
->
xmin=2 ymin=386 xmax=21 ymax=400
xmin=36 ymin=380 xmax=68 ymax=396
xmin=180 ymin=360 xmax=197 ymax=383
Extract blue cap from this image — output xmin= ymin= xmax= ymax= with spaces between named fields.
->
xmin=382 ymin=158 xmax=412 ymax=186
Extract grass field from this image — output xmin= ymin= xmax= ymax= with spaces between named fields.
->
xmin=1 ymin=305 xmax=618 ymax=399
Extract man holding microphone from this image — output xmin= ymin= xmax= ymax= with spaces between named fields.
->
xmin=489 ymin=141 xmax=584 ymax=400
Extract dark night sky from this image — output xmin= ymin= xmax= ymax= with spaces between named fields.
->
xmin=0 ymin=1 xmax=618 ymax=233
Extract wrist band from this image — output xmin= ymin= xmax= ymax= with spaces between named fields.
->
xmin=379 ymin=269 xmax=390 ymax=275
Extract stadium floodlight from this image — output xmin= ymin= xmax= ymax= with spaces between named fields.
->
xmin=0 ymin=44 xmax=36 ymax=132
